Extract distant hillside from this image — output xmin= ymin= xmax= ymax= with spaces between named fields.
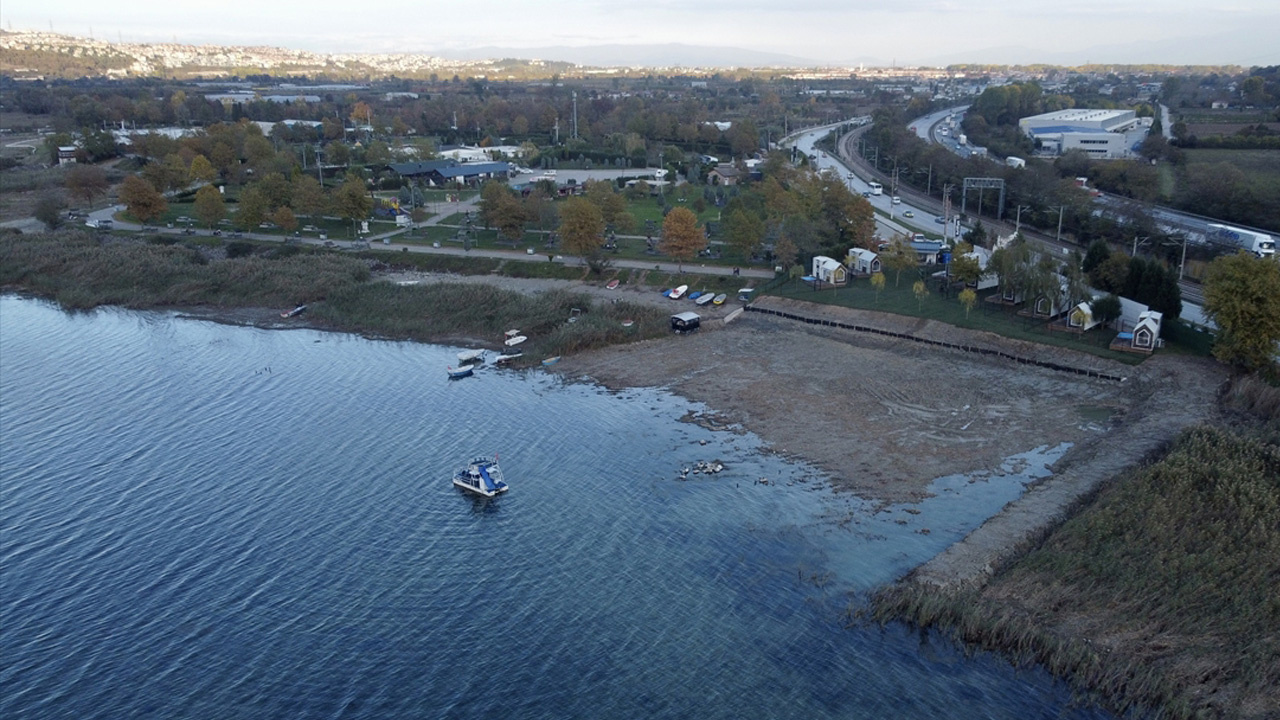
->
xmin=433 ymin=43 xmax=818 ymax=69
xmin=0 ymin=30 xmax=570 ymax=81
xmin=0 ymin=30 xmax=830 ymax=81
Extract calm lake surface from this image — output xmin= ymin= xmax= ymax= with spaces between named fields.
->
xmin=0 ymin=295 xmax=1112 ymax=719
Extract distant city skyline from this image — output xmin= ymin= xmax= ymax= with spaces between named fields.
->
xmin=3 ymin=0 xmax=1278 ymax=67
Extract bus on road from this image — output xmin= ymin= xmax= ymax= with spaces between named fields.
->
xmin=867 ymin=182 xmax=883 ymax=196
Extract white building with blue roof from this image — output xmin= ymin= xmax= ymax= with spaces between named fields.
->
xmin=1018 ymin=109 xmax=1145 ymax=159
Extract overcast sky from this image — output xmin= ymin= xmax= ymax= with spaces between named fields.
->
xmin=4 ymin=0 xmax=1278 ymax=66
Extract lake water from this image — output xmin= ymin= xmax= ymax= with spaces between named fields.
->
xmin=0 ymin=295 xmax=1112 ymax=719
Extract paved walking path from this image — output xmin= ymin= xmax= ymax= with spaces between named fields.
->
xmin=85 ymin=203 xmax=774 ymax=280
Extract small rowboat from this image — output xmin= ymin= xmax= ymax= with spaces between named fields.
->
xmin=621 ymin=319 xmax=634 ymax=328
xmin=712 ymin=293 xmax=727 ymax=306
xmin=606 ymin=279 xmax=620 ymax=290
xmin=542 ymin=356 xmax=561 ymax=366
xmin=447 ymin=365 xmax=473 ymax=379
xmin=688 ymin=290 xmax=703 ymax=300
xmin=669 ymin=284 xmax=688 ymax=300
xmin=280 ymin=304 xmax=307 ymax=318
xmin=495 ymin=351 xmax=523 ymax=364
xmin=504 ymin=335 xmax=527 ymax=347
xmin=695 ymin=293 xmax=715 ymax=306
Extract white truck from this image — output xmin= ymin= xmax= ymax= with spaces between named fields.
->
xmin=1005 ymin=156 xmax=1026 ymax=169
xmin=957 ymin=133 xmax=967 ymax=146
xmin=1205 ymin=224 xmax=1275 ymax=258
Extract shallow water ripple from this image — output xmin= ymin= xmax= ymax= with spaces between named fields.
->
xmin=0 ymin=296 xmax=1111 ymax=719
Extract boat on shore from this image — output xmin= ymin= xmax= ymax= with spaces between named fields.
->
xmin=447 ymin=365 xmax=474 ymax=379
xmin=457 ymin=349 xmax=485 ymax=364
xmin=453 ymin=455 xmax=508 ymax=497
xmin=542 ymin=356 xmax=561 ymax=366
xmin=712 ymin=293 xmax=727 ymax=306
xmin=695 ymin=293 xmax=715 ymax=306
xmin=606 ymin=279 xmax=620 ymax=290
xmin=621 ymin=319 xmax=634 ymax=328
xmin=495 ymin=351 xmax=523 ymax=364
xmin=280 ymin=304 xmax=307 ymax=318
xmin=670 ymin=285 xmax=688 ymax=300
xmin=504 ymin=335 xmax=527 ymax=347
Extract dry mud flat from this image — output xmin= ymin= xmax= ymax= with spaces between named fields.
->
xmin=561 ymin=297 xmax=1224 ymax=513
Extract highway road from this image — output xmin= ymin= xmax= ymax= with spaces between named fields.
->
xmin=782 ymin=120 xmax=963 ymax=245
xmin=782 ymin=116 xmax=1215 ymax=322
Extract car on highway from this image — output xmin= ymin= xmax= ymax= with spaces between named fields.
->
xmin=862 ymin=191 xmax=872 ymax=198
xmin=934 ymin=216 xmax=946 ymax=224
xmin=903 ymin=210 xmax=914 ymax=218
xmin=891 ymin=196 xmax=901 ymax=205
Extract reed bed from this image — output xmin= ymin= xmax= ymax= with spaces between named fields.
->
xmin=313 ymin=281 xmax=669 ymax=362
xmin=1 ymin=231 xmax=370 ymax=309
xmin=0 ymin=232 xmax=670 ymax=362
xmin=872 ymin=425 xmax=1280 ymax=719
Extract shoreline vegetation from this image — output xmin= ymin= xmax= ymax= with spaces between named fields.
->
xmin=872 ymin=420 xmax=1280 ymax=720
xmin=0 ymin=230 xmax=678 ymax=364
xmin=4 ymin=228 xmax=1278 ymax=719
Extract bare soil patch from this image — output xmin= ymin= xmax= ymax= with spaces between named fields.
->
xmin=559 ymin=296 xmax=1176 ymax=504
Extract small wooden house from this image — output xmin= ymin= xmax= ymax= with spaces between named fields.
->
xmin=847 ymin=248 xmax=881 ymax=275
xmin=708 ymin=166 xmax=741 ymax=186
xmin=1132 ymin=311 xmax=1162 ymax=351
xmin=1067 ymin=301 xmax=1100 ymax=331
xmin=811 ymin=256 xmax=848 ymax=285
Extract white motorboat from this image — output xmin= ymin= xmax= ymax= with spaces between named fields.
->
xmin=453 ymin=456 xmax=509 ymax=497
xmin=504 ymin=335 xmax=527 ymax=347
xmin=457 ymin=349 xmax=485 ymax=364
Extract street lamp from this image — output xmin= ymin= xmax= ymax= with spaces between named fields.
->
xmin=1132 ymin=235 xmax=1150 ymax=256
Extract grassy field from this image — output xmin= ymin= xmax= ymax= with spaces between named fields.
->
xmin=1175 ymin=109 xmax=1276 ymax=125
xmin=764 ymin=273 xmax=1155 ymax=364
xmin=873 ymin=423 xmax=1280 ymax=719
xmin=1182 ymin=148 xmax=1280 ymax=184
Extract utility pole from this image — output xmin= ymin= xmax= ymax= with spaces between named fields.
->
xmin=1014 ymin=205 xmax=1030 ymax=234
xmin=1054 ymin=205 xmax=1065 ymax=244
xmin=571 ymin=92 xmax=578 ymax=140
xmin=943 ymin=184 xmax=954 ymax=241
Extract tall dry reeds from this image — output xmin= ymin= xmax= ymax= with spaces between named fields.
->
xmin=873 ymin=425 xmax=1280 ymax=719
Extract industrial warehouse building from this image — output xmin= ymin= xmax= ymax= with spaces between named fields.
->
xmin=1018 ymin=109 xmax=1147 ymax=159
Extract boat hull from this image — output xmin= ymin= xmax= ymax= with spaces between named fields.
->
xmin=453 ymin=457 xmax=509 ymax=497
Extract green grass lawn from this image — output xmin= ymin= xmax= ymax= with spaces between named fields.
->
xmin=766 ymin=273 xmax=1148 ymax=364
xmin=624 ymin=195 xmax=721 ymax=227
xmin=1182 ymin=148 xmax=1280 ymax=184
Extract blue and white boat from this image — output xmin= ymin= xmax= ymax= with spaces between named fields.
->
xmin=447 ymin=365 xmax=474 ymax=379
xmin=453 ymin=456 xmax=509 ymax=497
